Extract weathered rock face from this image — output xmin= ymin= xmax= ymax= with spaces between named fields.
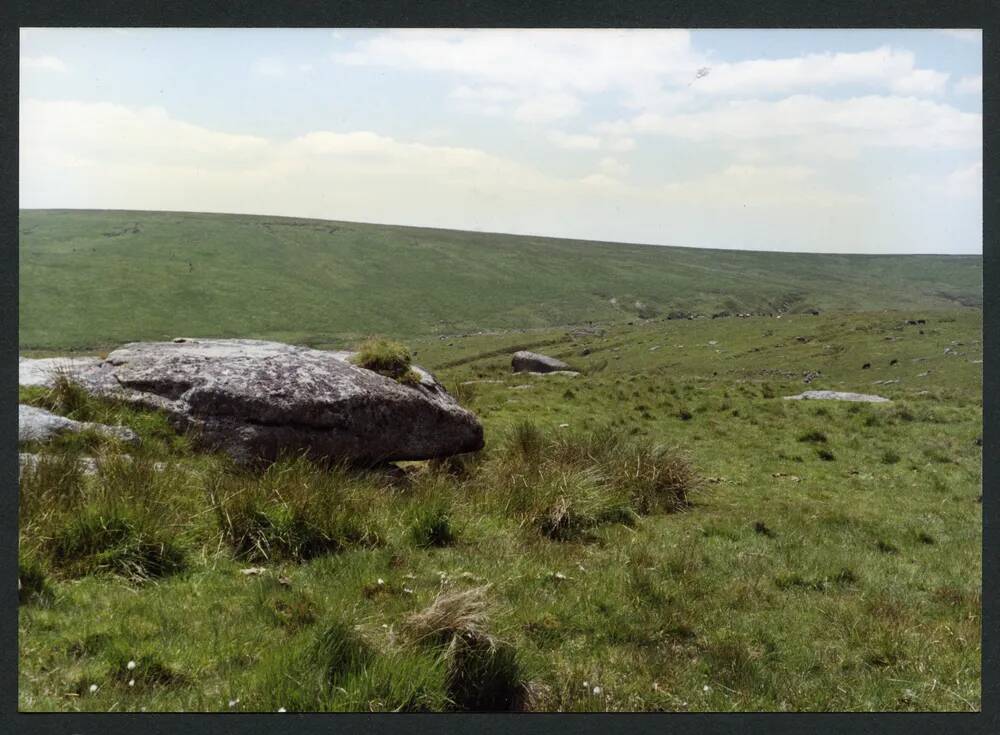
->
xmin=18 ymin=404 xmax=139 ymax=444
xmin=511 ymin=351 xmax=572 ymax=374
xmin=783 ymin=390 xmax=890 ymax=403
xmin=41 ymin=339 xmax=483 ymax=465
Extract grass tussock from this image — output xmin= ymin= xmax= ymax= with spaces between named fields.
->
xmin=208 ymin=455 xmax=383 ymax=562
xmin=352 ymin=337 xmax=421 ymax=385
xmin=488 ymin=422 xmax=698 ymax=527
xmin=404 ymin=586 xmax=531 ymax=711
xmin=20 ymin=453 xmax=187 ymax=583
xmin=409 ymin=497 xmax=458 ymax=548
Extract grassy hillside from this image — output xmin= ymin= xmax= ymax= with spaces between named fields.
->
xmin=19 ymin=310 xmax=982 ymax=711
xmin=19 ymin=209 xmax=982 ymax=351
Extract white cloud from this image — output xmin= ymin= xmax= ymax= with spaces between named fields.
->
xmin=955 ymin=74 xmax=982 ymax=95
xmin=513 ymin=92 xmax=581 ymax=123
xmin=335 ymin=32 xmax=955 ymax=131
xmin=598 ymin=156 xmax=629 ymax=178
xmin=689 ymin=46 xmax=948 ymax=97
xmin=337 ymin=30 xmax=703 ymax=123
xmin=22 ymin=55 xmax=68 ymax=72
xmin=599 ymin=95 xmax=981 ymax=151
xmin=547 ymin=130 xmax=601 ymax=150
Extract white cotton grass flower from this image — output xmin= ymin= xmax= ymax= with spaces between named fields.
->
xmin=582 ymin=681 xmax=589 ymax=688
xmin=228 ymin=698 xmax=239 ymax=708
xmin=592 ymin=686 xmax=603 ymax=696
xmin=277 ymin=707 xmax=286 ymax=712
xmin=377 ymin=578 xmax=385 ymax=586
xmin=127 ymin=660 xmax=137 ymax=671
xmin=88 ymin=684 xmax=98 ymax=694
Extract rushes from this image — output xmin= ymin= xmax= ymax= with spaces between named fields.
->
xmin=207 ymin=455 xmax=383 ymax=562
xmin=21 ymin=453 xmax=187 ymax=583
xmin=479 ymin=422 xmax=699 ymax=538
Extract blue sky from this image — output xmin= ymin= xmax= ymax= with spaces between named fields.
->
xmin=21 ymin=29 xmax=982 ymax=253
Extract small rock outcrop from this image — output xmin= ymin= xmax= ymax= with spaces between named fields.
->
xmin=511 ymin=351 xmax=573 ymax=374
xmin=783 ymin=391 xmax=890 ymax=403
xmin=30 ymin=339 xmax=484 ymax=466
xmin=18 ymin=404 xmax=139 ymax=444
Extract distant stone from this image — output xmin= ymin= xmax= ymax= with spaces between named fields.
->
xmin=18 ymin=404 xmax=139 ymax=444
xmin=783 ymin=391 xmax=890 ymax=403
xmin=55 ymin=338 xmax=484 ymax=466
xmin=511 ymin=350 xmax=572 ymax=374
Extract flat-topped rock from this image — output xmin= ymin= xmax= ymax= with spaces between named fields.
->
xmin=18 ymin=404 xmax=139 ymax=444
xmin=511 ymin=351 xmax=573 ymax=374
xmin=61 ymin=338 xmax=484 ymax=466
xmin=783 ymin=390 xmax=891 ymax=403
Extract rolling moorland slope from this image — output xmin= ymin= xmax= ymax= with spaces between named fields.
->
xmin=19 ymin=209 xmax=982 ymax=351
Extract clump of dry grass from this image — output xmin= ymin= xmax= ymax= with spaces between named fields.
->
xmin=402 ymin=585 xmax=531 ymax=711
xmin=403 ymin=585 xmax=496 ymax=648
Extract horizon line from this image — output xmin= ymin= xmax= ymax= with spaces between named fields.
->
xmin=19 ymin=207 xmax=983 ymax=258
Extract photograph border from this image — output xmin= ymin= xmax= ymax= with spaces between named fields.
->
xmin=3 ymin=1 xmax=995 ymax=733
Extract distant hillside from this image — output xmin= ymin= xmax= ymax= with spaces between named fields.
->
xmin=19 ymin=209 xmax=983 ymax=351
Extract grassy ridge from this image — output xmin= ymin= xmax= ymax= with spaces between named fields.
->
xmin=19 ymin=310 xmax=982 ymax=711
xmin=19 ymin=209 xmax=982 ymax=351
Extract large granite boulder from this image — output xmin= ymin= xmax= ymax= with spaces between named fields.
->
xmin=511 ymin=351 xmax=573 ymax=374
xmin=18 ymin=404 xmax=139 ymax=444
xmin=34 ymin=339 xmax=484 ymax=466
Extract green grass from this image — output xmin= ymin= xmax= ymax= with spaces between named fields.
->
xmin=18 ymin=308 xmax=981 ymax=712
xmin=19 ymin=209 xmax=982 ymax=352
xmin=351 ymin=337 xmax=421 ymax=385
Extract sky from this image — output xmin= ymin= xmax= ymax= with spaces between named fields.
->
xmin=20 ymin=28 xmax=982 ymax=254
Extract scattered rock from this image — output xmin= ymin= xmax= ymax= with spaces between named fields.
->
xmin=56 ymin=339 xmax=483 ymax=466
xmin=802 ymin=371 xmax=821 ymax=384
xmin=19 ymin=452 xmax=98 ymax=477
xmin=18 ymin=404 xmax=138 ymax=445
xmin=512 ymin=350 xmax=572 ymax=374
xmin=783 ymin=391 xmax=890 ymax=403
xmin=861 ymin=362 xmax=871 ymax=370
xmin=771 ymin=473 xmax=801 ymax=482
xmin=18 ymin=453 xmax=167 ymax=477
xmin=19 ymin=356 xmax=103 ymax=388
